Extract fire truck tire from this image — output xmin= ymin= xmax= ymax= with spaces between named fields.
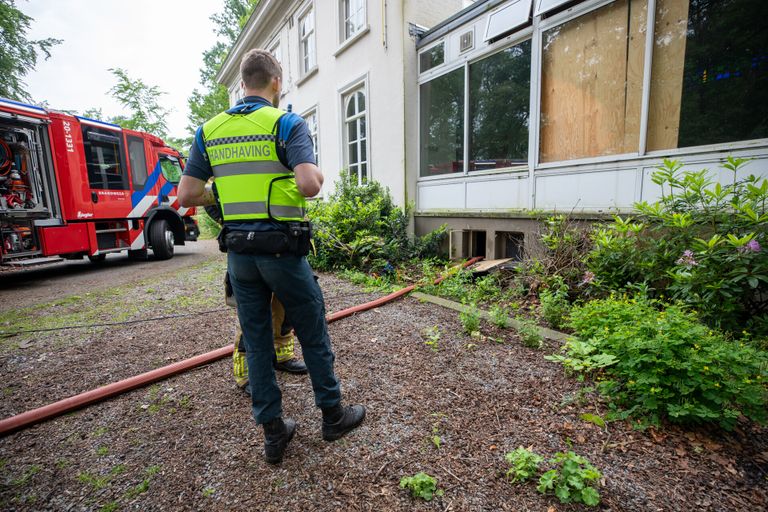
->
xmin=150 ymin=219 xmax=174 ymax=260
xmin=87 ymin=254 xmax=106 ymax=263
xmin=127 ymin=248 xmax=148 ymax=261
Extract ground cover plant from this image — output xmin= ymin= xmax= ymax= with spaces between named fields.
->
xmin=549 ymin=295 xmax=768 ymax=429
xmin=399 ymin=472 xmax=442 ymax=501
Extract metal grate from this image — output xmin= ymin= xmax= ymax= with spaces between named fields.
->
xmin=459 ymin=30 xmax=474 ymax=53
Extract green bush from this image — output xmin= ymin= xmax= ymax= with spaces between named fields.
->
xmin=194 ymin=211 xmax=221 ymax=240
xmin=307 ymin=174 xmax=446 ymax=271
xmin=539 ymin=277 xmax=570 ymax=330
xmin=459 ymin=304 xmax=481 ymax=335
xmin=558 ymin=295 xmax=768 ymax=429
xmin=515 ymin=316 xmax=543 ymax=349
xmin=587 ymin=157 xmax=768 ymax=335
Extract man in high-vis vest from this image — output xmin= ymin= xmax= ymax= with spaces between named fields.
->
xmin=178 ymin=48 xmax=365 ymax=464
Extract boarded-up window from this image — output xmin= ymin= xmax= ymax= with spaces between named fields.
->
xmin=540 ymin=0 xmax=647 ymax=163
xmin=647 ymin=0 xmax=768 ymax=151
xmin=420 ymin=68 xmax=465 ymax=176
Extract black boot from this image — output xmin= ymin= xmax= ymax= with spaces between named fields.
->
xmin=321 ymin=404 xmax=366 ymax=442
xmin=263 ymin=417 xmax=297 ymax=464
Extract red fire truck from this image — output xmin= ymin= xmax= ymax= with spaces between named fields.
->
xmin=0 ymin=97 xmax=198 ymax=266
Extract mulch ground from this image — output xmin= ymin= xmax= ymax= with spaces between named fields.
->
xmin=0 ymin=267 xmax=766 ymax=511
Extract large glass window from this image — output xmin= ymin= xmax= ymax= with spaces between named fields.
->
xmin=539 ymin=0 xmax=647 ymax=163
xmin=341 ymin=0 xmax=366 ymax=41
xmin=303 ymin=109 xmax=319 ymax=164
xmin=420 ymin=68 xmax=465 ymax=177
xmin=82 ymin=126 xmax=128 ymax=190
xmin=299 ymin=8 xmax=316 ymax=75
xmin=344 ymin=88 xmax=368 ymax=185
xmin=469 ymin=40 xmax=531 ymax=171
xmin=647 ymin=0 xmax=768 ymax=151
xmin=127 ymin=136 xmax=147 ymax=189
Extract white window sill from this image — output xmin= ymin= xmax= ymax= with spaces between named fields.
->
xmin=333 ymin=26 xmax=370 ymax=57
xmin=296 ymin=66 xmax=319 ymax=87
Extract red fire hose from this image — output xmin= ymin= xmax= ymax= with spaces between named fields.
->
xmin=0 ymin=257 xmax=483 ymax=436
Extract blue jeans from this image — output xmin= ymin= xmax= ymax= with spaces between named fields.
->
xmin=227 ymin=251 xmax=342 ymax=423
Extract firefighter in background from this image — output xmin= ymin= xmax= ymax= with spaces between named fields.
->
xmin=206 ymin=201 xmax=308 ymax=397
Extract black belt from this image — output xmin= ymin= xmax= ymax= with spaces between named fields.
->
xmin=219 ymin=222 xmax=312 ymax=257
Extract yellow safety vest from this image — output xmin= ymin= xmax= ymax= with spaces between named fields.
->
xmin=202 ymin=105 xmax=306 ymax=222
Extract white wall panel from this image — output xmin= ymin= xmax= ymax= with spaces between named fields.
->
xmin=535 ymin=168 xmax=639 ymax=211
xmin=466 ymin=176 xmax=528 ymax=209
xmin=418 ymin=182 xmax=466 ymax=210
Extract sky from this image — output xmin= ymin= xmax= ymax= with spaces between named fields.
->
xmin=22 ymin=0 xmax=222 ymax=139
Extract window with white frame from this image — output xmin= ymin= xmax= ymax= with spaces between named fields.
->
xmin=340 ymin=0 xmax=366 ymax=42
xmin=268 ymin=39 xmax=281 ymax=66
xmin=343 ymin=87 xmax=368 ymax=184
xmin=299 ymin=7 xmax=316 ymax=75
xmin=303 ymin=109 xmax=319 ymax=164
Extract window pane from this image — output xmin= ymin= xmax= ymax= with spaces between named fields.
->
xmin=419 ymin=67 xmax=465 ymax=176
xmin=360 ymin=139 xmax=367 ymax=163
xmin=346 ymin=95 xmax=357 ymax=118
xmin=348 ymin=140 xmax=359 ymax=165
xmin=348 ymin=120 xmax=358 ymax=143
xmin=540 ymin=0 xmax=647 ymax=163
xmin=159 ymin=155 xmax=182 ymax=183
xmin=82 ymin=127 xmax=127 ymax=190
xmin=647 ymin=0 xmax=768 ymax=151
xmin=356 ymin=91 xmax=366 ymax=113
xmin=359 ymin=115 xmax=366 ymax=138
xmin=469 ymin=40 xmax=531 ymax=171
xmin=127 ymin=136 xmax=147 ymax=189
xmin=361 ymin=162 xmax=367 ymax=182
xmin=420 ymin=43 xmax=445 ymax=73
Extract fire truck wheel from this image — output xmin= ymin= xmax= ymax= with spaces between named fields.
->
xmin=127 ymin=248 xmax=148 ymax=261
xmin=150 ymin=219 xmax=174 ymax=260
xmin=88 ymin=254 xmax=106 ymax=263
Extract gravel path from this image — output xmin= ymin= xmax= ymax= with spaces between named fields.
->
xmin=0 ymin=259 xmax=766 ymax=511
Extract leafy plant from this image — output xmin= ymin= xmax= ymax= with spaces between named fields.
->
xmin=308 ymin=174 xmax=446 ymax=271
xmin=504 ymin=447 xmax=544 ymax=483
xmin=560 ymin=295 xmax=768 ymax=429
xmin=515 ymin=316 xmax=543 ymax=349
xmin=539 ymin=277 xmax=571 ymax=330
xmin=537 ymin=451 xmax=601 ymax=506
xmin=459 ymin=304 xmax=481 ymax=335
xmin=489 ymin=304 xmax=511 ymax=328
xmin=423 ymin=326 xmax=441 ymax=352
xmin=588 ymin=158 xmax=768 ymax=335
xmin=399 ymin=472 xmax=443 ymax=501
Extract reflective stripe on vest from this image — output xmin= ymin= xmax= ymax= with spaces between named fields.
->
xmin=202 ymin=105 xmax=306 ymax=222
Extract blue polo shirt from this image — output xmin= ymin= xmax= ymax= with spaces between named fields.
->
xmin=183 ymin=96 xmax=316 ymax=231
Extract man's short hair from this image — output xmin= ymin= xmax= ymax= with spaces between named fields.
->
xmin=240 ymin=49 xmax=282 ymax=90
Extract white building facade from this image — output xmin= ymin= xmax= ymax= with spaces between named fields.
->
xmin=411 ymin=0 xmax=768 ymax=258
xmin=216 ymin=0 xmax=465 ymax=204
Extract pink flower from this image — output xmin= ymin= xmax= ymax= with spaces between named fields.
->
xmin=580 ymin=271 xmax=595 ymax=286
xmin=739 ymin=239 xmax=762 ymax=254
xmin=676 ymin=250 xmax=698 ymax=267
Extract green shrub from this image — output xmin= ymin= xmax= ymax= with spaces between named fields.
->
xmin=194 ymin=211 xmax=221 ymax=240
xmin=399 ymin=472 xmax=442 ymax=501
xmin=504 ymin=447 xmax=543 ymax=483
xmin=537 ymin=451 xmax=601 ymax=506
xmin=307 ymin=174 xmax=446 ymax=271
xmin=459 ymin=304 xmax=481 ymax=335
xmin=539 ymin=277 xmax=570 ymax=330
xmin=587 ymin=157 xmax=768 ymax=335
xmin=489 ymin=304 xmax=511 ymax=328
xmin=560 ymin=295 xmax=768 ymax=429
xmin=515 ymin=316 xmax=543 ymax=349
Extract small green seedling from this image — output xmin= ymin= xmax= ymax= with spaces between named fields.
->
xmin=459 ymin=304 xmax=481 ymax=335
xmin=515 ymin=316 xmax=543 ymax=348
xmin=504 ymin=447 xmax=543 ymax=483
xmin=399 ymin=472 xmax=443 ymax=501
xmin=423 ymin=326 xmax=441 ymax=351
xmin=489 ymin=304 xmax=511 ymax=328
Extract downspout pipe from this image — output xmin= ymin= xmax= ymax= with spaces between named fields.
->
xmin=0 ymin=257 xmax=483 ymax=437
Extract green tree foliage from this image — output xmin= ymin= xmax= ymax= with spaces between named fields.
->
xmin=108 ymin=68 xmax=169 ymax=136
xmin=186 ymin=0 xmax=259 ymax=133
xmin=0 ymin=0 xmax=61 ymax=101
